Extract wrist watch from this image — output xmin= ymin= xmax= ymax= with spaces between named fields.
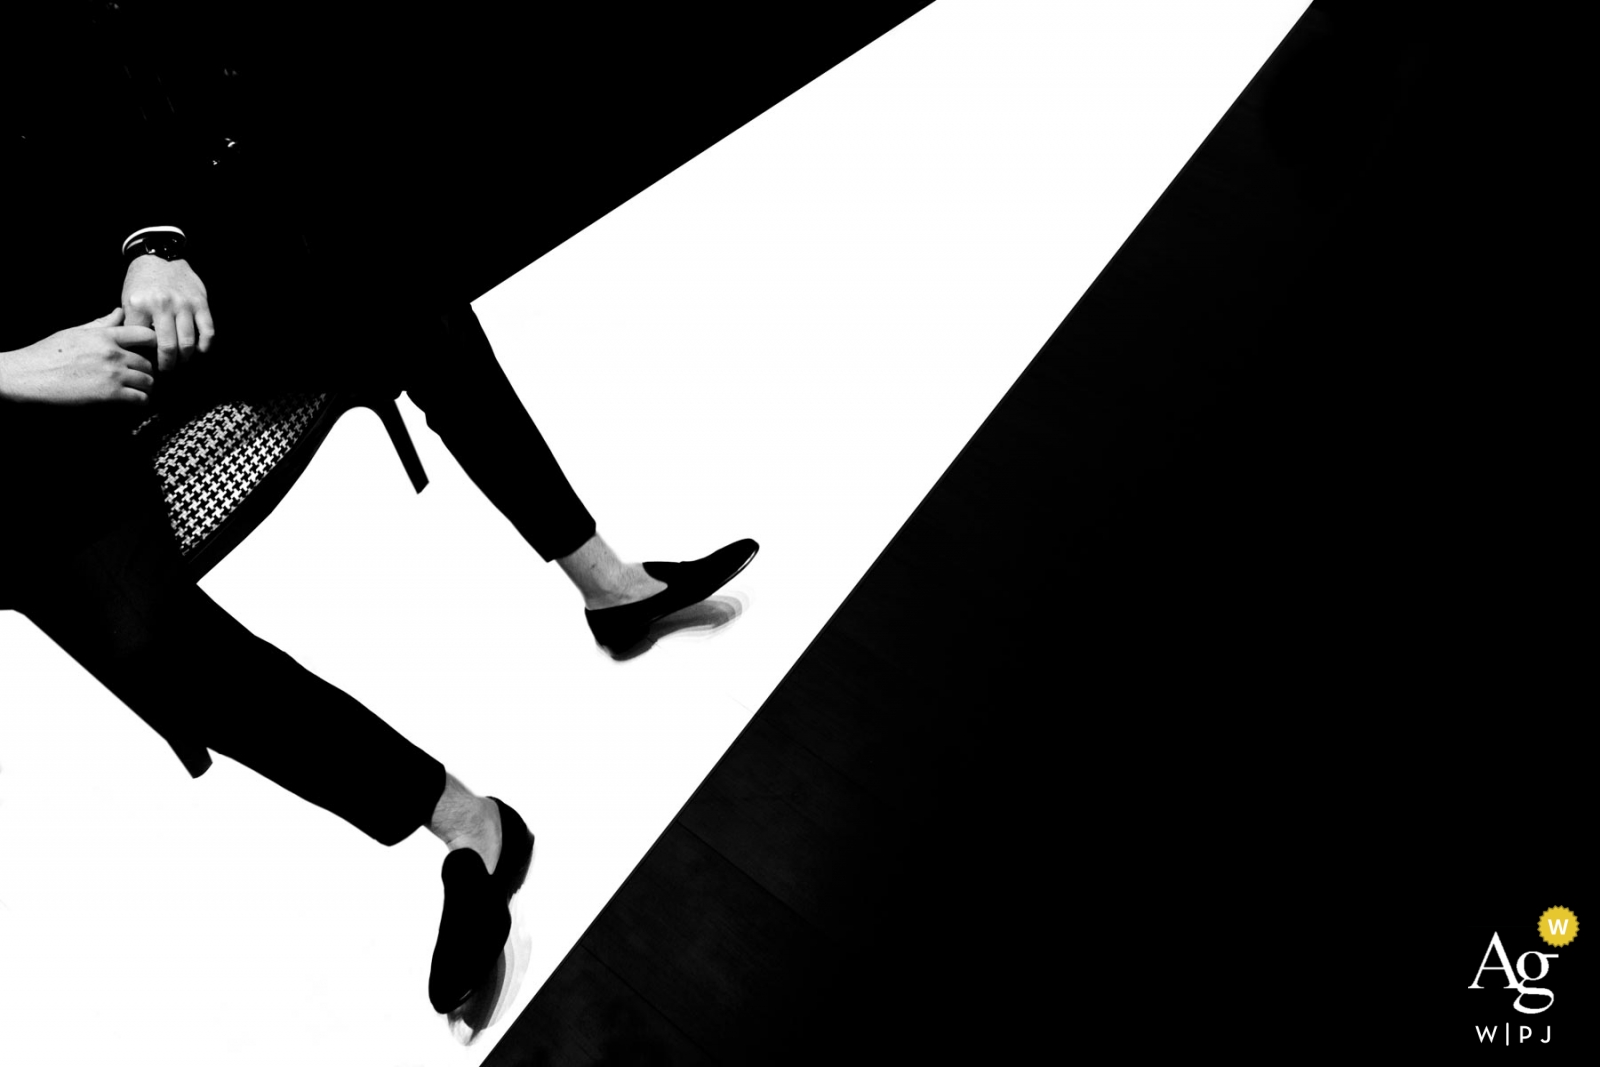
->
xmin=125 ymin=231 xmax=187 ymax=262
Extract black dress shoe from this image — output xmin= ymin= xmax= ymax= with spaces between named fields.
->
xmin=428 ymin=798 xmax=535 ymax=1015
xmin=584 ymin=538 xmax=759 ymax=654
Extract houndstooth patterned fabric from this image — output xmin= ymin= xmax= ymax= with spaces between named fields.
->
xmin=132 ymin=393 xmax=332 ymax=556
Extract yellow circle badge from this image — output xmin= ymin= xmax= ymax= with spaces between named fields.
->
xmin=1539 ymin=906 xmax=1579 ymax=947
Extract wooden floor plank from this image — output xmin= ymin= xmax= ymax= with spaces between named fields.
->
xmin=756 ymin=627 xmax=946 ymax=816
xmin=676 ymin=717 xmax=908 ymax=944
xmin=578 ymin=824 xmax=836 ymax=1064
xmin=484 ymin=945 xmax=714 ymax=1067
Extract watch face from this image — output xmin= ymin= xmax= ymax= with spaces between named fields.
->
xmin=137 ymin=236 xmax=184 ymax=259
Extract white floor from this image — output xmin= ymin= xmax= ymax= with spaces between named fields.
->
xmin=0 ymin=4 xmax=1304 ymax=1063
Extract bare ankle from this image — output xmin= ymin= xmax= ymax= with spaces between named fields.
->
xmin=557 ymin=534 xmax=626 ymax=592
xmin=430 ymin=775 xmax=503 ymax=873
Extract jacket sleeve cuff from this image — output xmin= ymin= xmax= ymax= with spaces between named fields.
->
xmin=121 ymin=225 xmax=188 ymax=257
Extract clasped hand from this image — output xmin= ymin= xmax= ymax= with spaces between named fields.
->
xmin=0 ymin=308 xmax=157 ymax=406
xmin=0 ymin=256 xmax=216 ymax=406
xmin=121 ymin=254 xmax=214 ymax=372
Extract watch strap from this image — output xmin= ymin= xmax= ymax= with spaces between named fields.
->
xmin=123 ymin=228 xmax=188 ymax=262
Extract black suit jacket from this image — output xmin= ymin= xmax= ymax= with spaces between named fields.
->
xmin=0 ymin=3 xmax=256 ymax=602
xmin=2 ymin=4 xmax=221 ymax=351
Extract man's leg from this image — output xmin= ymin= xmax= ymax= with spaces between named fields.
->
xmin=12 ymin=454 xmax=521 ymax=1012
xmin=194 ymin=237 xmax=662 ymax=609
xmin=13 ymin=477 xmax=447 ymax=844
xmin=197 ymin=236 xmax=750 ymax=639
xmin=394 ymin=305 xmax=670 ymax=609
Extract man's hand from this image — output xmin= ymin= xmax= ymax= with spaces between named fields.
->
xmin=0 ymin=308 xmax=158 ymax=406
xmin=121 ymin=255 xmax=214 ymax=372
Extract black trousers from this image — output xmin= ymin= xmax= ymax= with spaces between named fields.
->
xmin=5 ymin=254 xmax=598 ymax=845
